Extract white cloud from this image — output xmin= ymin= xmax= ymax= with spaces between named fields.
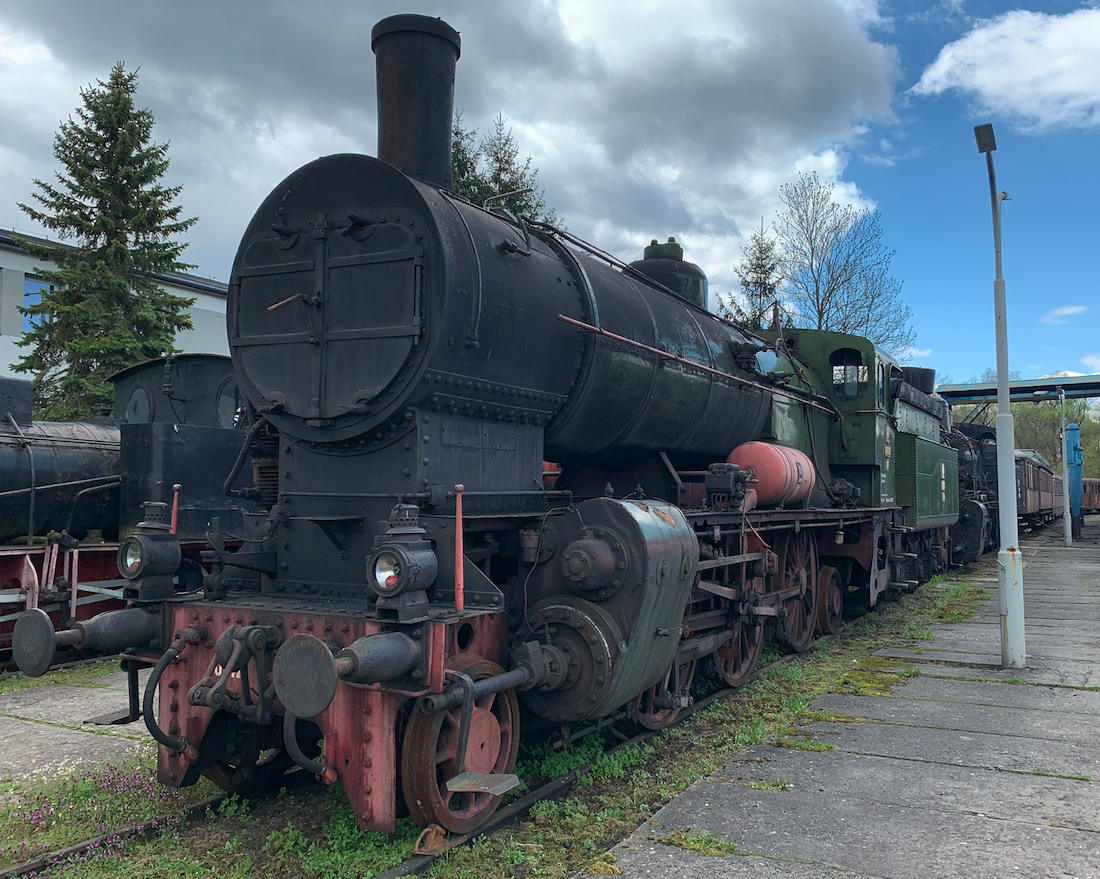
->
xmin=1038 ymin=305 xmax=1088 ymax=325
xmin=912 ymin=9 xmax=1100 ymax=131
xmin=1083 ymin=354 xmax=1100 ymax=373
xmin=0 ymin=0 xmax=899 ymax=288
xmin=901 ymin=346 xmax=932 ymax=359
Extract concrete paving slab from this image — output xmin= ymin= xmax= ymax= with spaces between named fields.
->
xmin=881 ymin=639 xmax=1100 ymax=662
xmin=876 ymin=646 xmax=1100 ymax=675
xmin=712 ymin=745 xmax=1100 ymax=831
xmin=612 ymin=775 xmax=1098 ymax=879
xmin=91 ymin=667 xmax=152 ymax=691
xmin=812 ymin=692 xmax=1100 ymax=744
xmin=917 ymin=663 xmax=1100 ymax=688
xmin=930 ymin=622 xmax=1100 ymax=645
xmin=804 ymin=719 xmax=1100 ymax=778
xmin=0 ymin=715 xmax=151 ymax=781
xmin=886 ymin=674 xmax=1100 ymax=713
xmin=0 ymin=684 xmax=151 ymax=737
xmin=601 ymin=840 xmax=854 ymax=879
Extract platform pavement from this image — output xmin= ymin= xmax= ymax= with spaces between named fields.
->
xmin=591 ymin=519 xmax=1100 ymax=879
xmin=0 ymin=666 xmax=153 ymax=781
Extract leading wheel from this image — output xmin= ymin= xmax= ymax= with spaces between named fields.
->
xmin=774 ymin=531 xmax=819 ymax=654
xmin=401 ymin=654 xmax=520 ymax=834
xmin=815 ymin=564 xmax=843 ymax=637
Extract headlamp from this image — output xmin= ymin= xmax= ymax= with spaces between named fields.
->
xmin=121 ymin=538 xmax=144 ymax=577
xmin=117 ymin=533 xmax=182 ymax=581
xmin=367 ymin=543 xmax=436 ymax=598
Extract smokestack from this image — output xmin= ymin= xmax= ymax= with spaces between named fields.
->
xmin=371 ymin=14 xmax=461 ymax=190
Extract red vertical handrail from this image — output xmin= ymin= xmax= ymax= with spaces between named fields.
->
xmin=170 ymin=484 xmax=182 ymax=535
xmin=454 ymin=484 xmax=464 ymax=613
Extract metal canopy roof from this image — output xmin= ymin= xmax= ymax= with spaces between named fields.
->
xmin=938 ymin=374 xmax=1100 ymax=403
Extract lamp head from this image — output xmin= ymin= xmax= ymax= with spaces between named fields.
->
xmin=974 ymin=123 xmax=997 ymax=153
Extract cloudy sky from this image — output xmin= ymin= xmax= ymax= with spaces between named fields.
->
xmin=1 ymin=0 xmax=1098 ymax=384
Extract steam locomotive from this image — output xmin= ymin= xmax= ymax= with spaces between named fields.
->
xmin=13 ymin=14 xmax=965 ymax=838
xmin=949 ymin=421 xmax=1065 ymax=561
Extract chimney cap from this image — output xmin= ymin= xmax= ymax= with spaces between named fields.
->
xmin=371 ymin=14 xmax=461 ymax=58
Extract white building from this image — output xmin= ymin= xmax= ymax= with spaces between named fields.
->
xmin=0 ymin=228 xmax=228 ymax=380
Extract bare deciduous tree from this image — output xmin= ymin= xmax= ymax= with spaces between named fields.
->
xmin=775 ymin=172 xmax=914 ymax=358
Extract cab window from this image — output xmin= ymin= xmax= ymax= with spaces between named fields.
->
xmin=829 ymin=348 xmax=867 ymax=399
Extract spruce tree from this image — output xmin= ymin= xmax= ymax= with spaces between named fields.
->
xmin=729 ymin=219 xmax=782 ymax=330
xmin=451 ymin=113 xmax=561 ymax=226
xmin=15 ymin=63 xmax=197 ymax=420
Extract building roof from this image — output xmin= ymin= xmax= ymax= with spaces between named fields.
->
xmin=0 ymin=227 xmax=227 ymax=298
xmin=938 ymin=374 xmax=1100 ymax=403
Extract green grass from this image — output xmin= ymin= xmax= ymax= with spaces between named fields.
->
xmin=259 ymin=800 xmax=418 ymax=879
xmin=657 ymin=828 xmax=740 ymax=856
xmin=1031 ymin=770 xmax=1093 ymax=782
xmin=935 ymin=581 xmax=993 ymax=622
xmin=0 ymin=658 xmax=120 ymax=696
xmin=780 ymin=740 xmax=834 ymax=752
xmin=0 ymin=753 xmax=217 ymax=870
xmin=743 ymin=777 xmax=792 ymax=791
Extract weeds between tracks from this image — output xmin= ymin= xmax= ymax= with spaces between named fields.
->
xmin=0 ymin=567 xmax=993 ymax=878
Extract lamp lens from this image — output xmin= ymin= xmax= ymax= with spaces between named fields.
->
xmin=123 ymin=540 xmax=143 ymax=575
xmin=373 ymin=551 xmax=403 ymax=593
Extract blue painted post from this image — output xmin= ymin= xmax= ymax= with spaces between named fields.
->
xmin=1067 ymin=423 xmax=1083 ymax=540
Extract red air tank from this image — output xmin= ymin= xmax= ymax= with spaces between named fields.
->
xmin=728 ymin=442 xmax=815 ymax=507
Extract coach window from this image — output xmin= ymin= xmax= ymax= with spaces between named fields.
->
xmin=22 ymin=279 xmax=50 ymax=333
xmin=829 ymin=348 xmax=867 ymax=400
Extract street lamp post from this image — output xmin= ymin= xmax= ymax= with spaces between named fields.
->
xmin=1060 ymin=388 xmax=1071 ymax=547
xmin=974 ymin=123 xmax=1025 ymax=669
